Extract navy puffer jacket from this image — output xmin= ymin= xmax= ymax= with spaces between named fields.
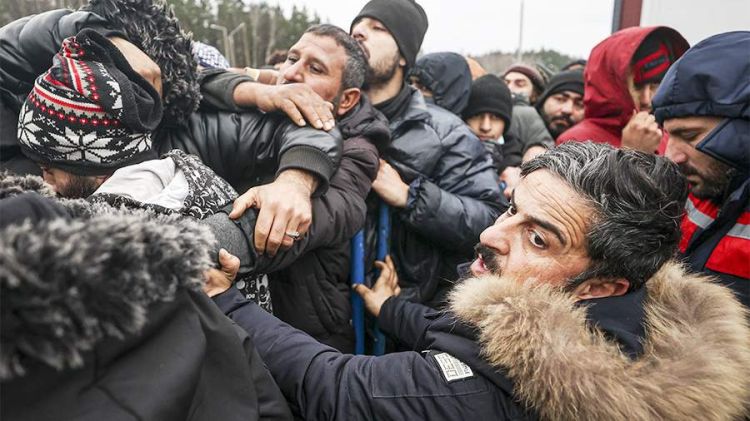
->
xmin=369 ymin=88 xmax=505 ymax=305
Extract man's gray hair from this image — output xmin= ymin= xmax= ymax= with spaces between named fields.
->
xmin=521 ymin=142 xmax=687 ymax=290
xmin=304 ymin=24 xmax=367 ymax=91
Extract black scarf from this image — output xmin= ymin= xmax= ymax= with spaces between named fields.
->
xmin=375 ymin=83 xmax=413 ymax=122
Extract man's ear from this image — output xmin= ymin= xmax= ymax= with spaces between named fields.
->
xmin=399 ymin=56 xmax=406 ymax=67
xmin=336 ymin=88 xmax=361 ymax=116
xmin=572 ymin=278 xmax=630 ymax=301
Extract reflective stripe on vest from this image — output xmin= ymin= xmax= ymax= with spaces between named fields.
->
xmin=705 ymin=212 xmax=750 ymax=279
xmin=679 ymin=195 xmax=720 ymax=252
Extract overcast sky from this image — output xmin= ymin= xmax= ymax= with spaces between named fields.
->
xmin=273 ymin=0 xmax=615 ymax=59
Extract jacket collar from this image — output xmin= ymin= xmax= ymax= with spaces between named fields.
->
xmin=449 ymin=262 xmax=750 ymax=420
xmin=388 ymin=86 xmax=431 ymax=133
xmin=579 ymin=287 xmax=646 ymax=359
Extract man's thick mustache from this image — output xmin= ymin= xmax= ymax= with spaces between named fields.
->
xmin=474 ymin=243 xmax=501 ymax=274
xmin=550 ymin=115 xmax=574 ymax=127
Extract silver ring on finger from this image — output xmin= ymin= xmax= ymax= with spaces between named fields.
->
xmin=285 ymin=230 xmax=301 ymax=240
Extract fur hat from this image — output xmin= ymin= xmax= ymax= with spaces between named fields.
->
xmin=17 ymin=30 xmax=161 ymax=176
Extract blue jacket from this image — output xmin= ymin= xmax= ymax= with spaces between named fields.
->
xmin=653 ymin=31 xmax=750 ymax=307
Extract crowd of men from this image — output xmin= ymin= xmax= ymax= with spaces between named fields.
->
xmin=0 ymin=0 xmax=748 ymax=419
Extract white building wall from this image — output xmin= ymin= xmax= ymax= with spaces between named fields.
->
xmin=640 ymin=0 xmax=750 ymax=46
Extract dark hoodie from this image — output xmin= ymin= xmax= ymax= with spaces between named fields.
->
xmin=409 ymin=52 xmax=472 ymax=115
xmin=557 ymin=27 xmax=688 ymax=151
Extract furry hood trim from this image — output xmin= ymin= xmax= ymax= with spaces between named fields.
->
xmin=0 ymin=188 xmax=215 ymax=381
xmin=449 ymin=262 xmax=750 ymax=420
xmin=82 ymin=0 xmax=200 ymax=127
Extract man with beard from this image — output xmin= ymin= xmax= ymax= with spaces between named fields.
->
xmin=535 ymin=69 xmax=585 ymax=140
xmin=206 ymin=141 xmax=750 ymax=420
xmin=207 ymin=23 xmax=389 ymax=350
xmin=653 ymin=31 xmax=750 ymax=308
xmin=349 ymin=0 xmax=504 ymax=306
xmin=503 ymin=63 xmax=546 ymax=106
xmin=225 ymin=1 xmax=503 ymax=306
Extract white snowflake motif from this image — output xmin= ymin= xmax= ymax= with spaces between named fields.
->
xmin=17 ymin=104 xmax=42 ymax=147
xmin=106 ymin=80 xmax=122 ymax=110
xmin=49 ymin=127 xmax=120 ymax=164
xmin=125 ymin=132 xmax=152 ymax=154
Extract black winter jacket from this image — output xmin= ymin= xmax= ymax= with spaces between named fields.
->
xmin=0 ymin=194 xmax=292 ymax=421
xmin=373 ymin=88 xmax=505 ymax=305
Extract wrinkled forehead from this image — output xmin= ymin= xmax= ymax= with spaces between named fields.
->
xmin=292 ymin=33 xmax=346 ymax=62
xmin=504 ymin=72 xmax=531 ymax=83
xmin=516 ymin=170 xmax=595 ymax=245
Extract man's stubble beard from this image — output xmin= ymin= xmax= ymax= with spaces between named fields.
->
xmin=543 ymin=112 xmax=575 ymax=139
xmin=363 ymin=48 xmax=400 ymax=91
xmin=679 ymin=157 xmax=736 ymax=201
xmin=57 ymin=174 xmax=100 ymax=199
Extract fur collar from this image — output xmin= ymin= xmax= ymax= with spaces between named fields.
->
xmin=0 ymin=196 xmax=215 ymax=381
xmin=450 ymin=262 xmax=750 ymax=420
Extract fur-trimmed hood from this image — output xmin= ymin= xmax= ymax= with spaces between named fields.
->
xmin=0 ymin=194 xmax=215 ymax=381
xmin=450 ymin=262 xmax=750 ymax=420
xmin=81 ymin=0 xmax=200 ymax=127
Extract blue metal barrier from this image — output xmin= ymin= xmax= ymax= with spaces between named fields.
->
xmin=372 ymin=201 xmax=390 ymax=356
xmin=349 ymin=230 xmax=366 ymax=355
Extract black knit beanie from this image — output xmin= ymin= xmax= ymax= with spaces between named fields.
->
xmin=351 ymin=0 xmax=428 ymax=70
xmin=632 ymin=32 xmax=675 ymax=85
xmin=17 ymin=29 xmax=162 ymax=176
xmin=462 ymin=74 xmax=513 ymax=132
xmin=535 ymin=69 xmax=584 ymax=111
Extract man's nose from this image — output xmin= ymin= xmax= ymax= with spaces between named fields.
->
xmin=351 ymin=25 xmax=366 ymax=41
xmin=664 ymin=138 xmax=688 ymax=164
xmin=282 ymin=62 xmax=303 ymax=83
xmin=479 ymin=221 xmax=510 ymax=256
xmin=480 ymin=115 xmax=492 ymax=131
xmin=641 ymin=86 xmax=655 ymax=109
xmin=561 ymin=99 xmax=573 ymax=114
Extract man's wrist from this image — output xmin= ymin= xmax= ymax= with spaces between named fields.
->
xmin=276 ymin=169 xmax=319 ymax=195
xmin=233 ymin=81 xmax=264 ymax=108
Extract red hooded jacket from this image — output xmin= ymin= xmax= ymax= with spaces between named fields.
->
xmin=556 ymin=27 xmax=689 ymax=153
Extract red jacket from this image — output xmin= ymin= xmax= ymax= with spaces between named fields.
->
xmin=557 ymin=26 xmax=688 ymax=153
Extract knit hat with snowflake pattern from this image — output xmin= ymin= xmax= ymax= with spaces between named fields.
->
xmin=17 ymin=29 xmax=162 ymax=176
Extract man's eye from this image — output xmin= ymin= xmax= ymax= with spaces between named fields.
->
xmin=506 ymin=204 xmax=517 ymax=216
xmin=529 ymin=231 xmax=546 ymax=248
xmin=286 ymin=56 xmax=298 ymax=64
